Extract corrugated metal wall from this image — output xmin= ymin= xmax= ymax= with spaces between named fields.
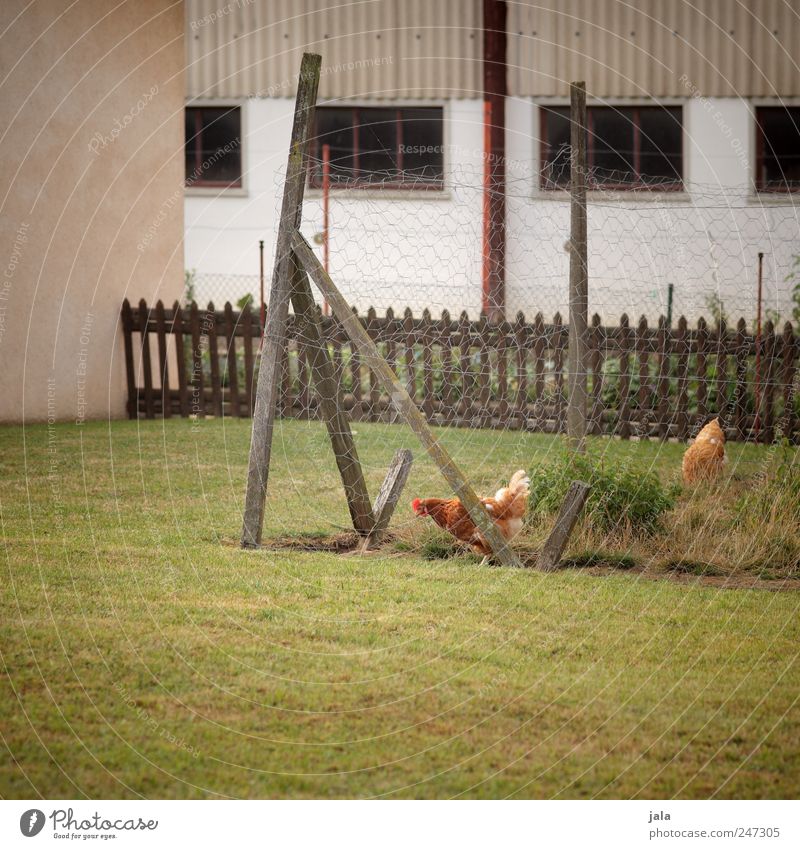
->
xmin=186 ymin=0 xmax=800 ymax=100
xmin=508 ymin=0 xmax=800 ymax=97
xmin=186 ymin=0 xmax=482 ymax=99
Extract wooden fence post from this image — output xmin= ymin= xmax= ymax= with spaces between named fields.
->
xmin=171 ymin=300 xmax=189 ymax=418
xmin=138 ymin=298 xmax=154 ymax=420
xmin=361 ymin=448 xmax=414 ymax=551
xmin=567 ymin=81 xmax=589 ymax=452
xmin=242 ymin=52 xmax=322 ymax=549
xmin=289 ymin=255 xmax=375 ymax=534
xmin=121 ymin=299 xmax=137 ymax=419
xmin=537 ymin=481 xmax=591 ymax=572
xmin=155 ymin=300 xmax=171 ymax=418
xmin=617 ymin=313 xmax=631 ymax=439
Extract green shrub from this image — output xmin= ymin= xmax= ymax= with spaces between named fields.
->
xmin=528 ymin=451 xmax=675 ymax=535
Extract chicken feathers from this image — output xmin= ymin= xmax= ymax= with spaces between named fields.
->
xmin=682 ymin=417 xmax=726 ymax=484
xmin=412 ymin=469 xmax=530 ymax=556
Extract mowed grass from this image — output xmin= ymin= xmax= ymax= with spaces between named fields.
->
xmin=1 ymin=417 xmax=799 ymax=799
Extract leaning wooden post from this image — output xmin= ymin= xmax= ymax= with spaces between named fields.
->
xmin=567 ymin=81 xmax=589 ymax=453
xmin=536 ymin=480 xmax=591 ymax=572
xmin=289 ymin=254 xmax=375 ymax=534
xmin=292 ymin=230 xmax=523 ymax=568
xmin=241 ymin=53 xmax=322 ymax=549
xmin=361 ymin=448 xmax=414 ymax=551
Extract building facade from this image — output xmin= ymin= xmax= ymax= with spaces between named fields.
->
xmin=184 ymin=0 xmax=800 ymax=323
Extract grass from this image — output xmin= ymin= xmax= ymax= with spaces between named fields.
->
xmin=1 ymin=417 xmax=799 ymax=798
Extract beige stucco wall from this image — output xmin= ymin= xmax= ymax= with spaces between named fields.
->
xmin=0 ymin=0 xmax=184 ymax=423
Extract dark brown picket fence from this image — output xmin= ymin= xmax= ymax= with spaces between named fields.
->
xmin=121 ymin=299 xmax=800 ymax=443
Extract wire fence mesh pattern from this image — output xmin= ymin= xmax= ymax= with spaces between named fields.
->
xmin=187 ymin=164 xmax=800 ymax=324
xmin=122 ymin=298 xmax=799 ymax=444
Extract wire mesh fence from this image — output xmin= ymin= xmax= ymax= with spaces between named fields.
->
xmin=174 ymin=162 xmax=800 ymax=447
xmin=187 ymin=162 xmax=800 ymax=329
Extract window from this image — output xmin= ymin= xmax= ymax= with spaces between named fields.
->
xmin=756 ymin=107 xmax=800 ymax=192
xmin=185 ymin=106 xmax=242 ymax=188
xmin=541 ymin=106 xmax=683 ymax=190
xmin=310 ymin=107 xmax=444 ymax=189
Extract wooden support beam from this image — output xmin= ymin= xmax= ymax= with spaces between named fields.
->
xmin=289 ymin=254 xmax=375 ymax=535
xmin=567 ymin=81 xmax=588 ymax=453
xmin=292 ymin=230 xmax=523 ymax=568
xmin=241 ymin=53 xmax=322 ymax=549
xmin=536 ymin=480 xmax=590 ymax=572
xmin=361 ymin=449 xmax=414 ymax=551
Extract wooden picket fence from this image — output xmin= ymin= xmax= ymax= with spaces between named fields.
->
xmin=121 ymin=298 xmax=800 ymax=443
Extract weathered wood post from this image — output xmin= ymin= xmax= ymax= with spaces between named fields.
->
xmin=361 ymin=449 xmax=414 ymax=551
xmin=536 ymin=480 xmax=591 ymax=572
xmin=241 ymin=53 xmax=322 ymax=548
xmin=567 ymin=81 xmax=589 ymax=453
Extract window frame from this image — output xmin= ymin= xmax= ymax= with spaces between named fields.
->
xmin=755 ymin=105 xmax=800 ymax=194
xmin=539 ymin=104 xmax=684 ymax=192
xmin=309 ymin=105 xmax=445 ymax=191
xmin=184 ymin=103 xmax=244 ymax=191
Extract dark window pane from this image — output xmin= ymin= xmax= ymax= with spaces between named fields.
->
xmin=199 ymin=108 xmax=241 ymax=184
xmin=591 ymin=107 xmax=635 ymax=183
xmin=758 ymin=107 xmax=800 ymax=190
xmin=357 ymin=108 xmax=398 ymax=183
xmin=314 ymin=107 xmax=356 ymax=185
xmin=542 ymin=106 xmax=571 ymax=188
xmin=312 ymin=107 xmax=444 ymax=188
xmin=185 ymin=107 xmax=241 ymax=186
xmin=639 ymin=107 xmax=682 ymax=185
xmin=185 ymin=110 xmax=198 ymax=182
xmin=400 ymin=108 xmax=444 ymax=183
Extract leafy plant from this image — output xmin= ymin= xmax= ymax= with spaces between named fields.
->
xmin=703 ymin=292 xmax=728 ymax=327
xmin=184 ymin=268 xmax=197 ymax=304
xmin=528 ymin=451 xmax=675 ymax=535
xmin=236 ymin=293 xmax=254 ymax=310
xmin=784 ymin=254 xmax=800 ymax=326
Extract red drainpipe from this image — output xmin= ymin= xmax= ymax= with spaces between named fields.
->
xmin=482 ymin=0 xmax=507 ymax=322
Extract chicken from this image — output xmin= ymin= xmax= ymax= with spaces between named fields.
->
xmin=682 ymin=417 xmax=726 ymax=484
xmin=412 ymin=469 xmax=530 ymax=558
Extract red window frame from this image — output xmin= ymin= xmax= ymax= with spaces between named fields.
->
xmin=185 ymin=106 xmax=242 ymax=188
xmin=755 ymin=106 xmax=800 ymax=193
xmin=540 ymin=105 xmax=683 ymax=191
xmin=309 ymin=106 xmax=444 ymax=191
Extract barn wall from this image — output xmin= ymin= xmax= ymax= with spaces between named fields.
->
xmin=186 ymin=0 xmax=800 ymax=100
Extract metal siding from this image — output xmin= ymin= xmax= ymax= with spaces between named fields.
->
xmin=186 ymin=0 xmax=481 ymax=99
xmin=506 ymin=0 xmax=800 ymax=98
xmin=186 ymin=0 xmax=800 ymax=100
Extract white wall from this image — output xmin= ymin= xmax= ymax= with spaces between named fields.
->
xmin=185 ymin=96 xmax=800 ymax=327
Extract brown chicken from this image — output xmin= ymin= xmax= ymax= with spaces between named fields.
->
xmin=682 ymin=417 xmax=726 ymax=484
xmin=412 ymin=469 xmax=530 ymax=558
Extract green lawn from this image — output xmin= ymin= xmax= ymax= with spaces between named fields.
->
xmin=1 ymin=418 xmax=798 ymax=798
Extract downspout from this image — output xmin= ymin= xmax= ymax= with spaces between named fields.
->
xmin=482 ymin=0 xmax=507 ymax=322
